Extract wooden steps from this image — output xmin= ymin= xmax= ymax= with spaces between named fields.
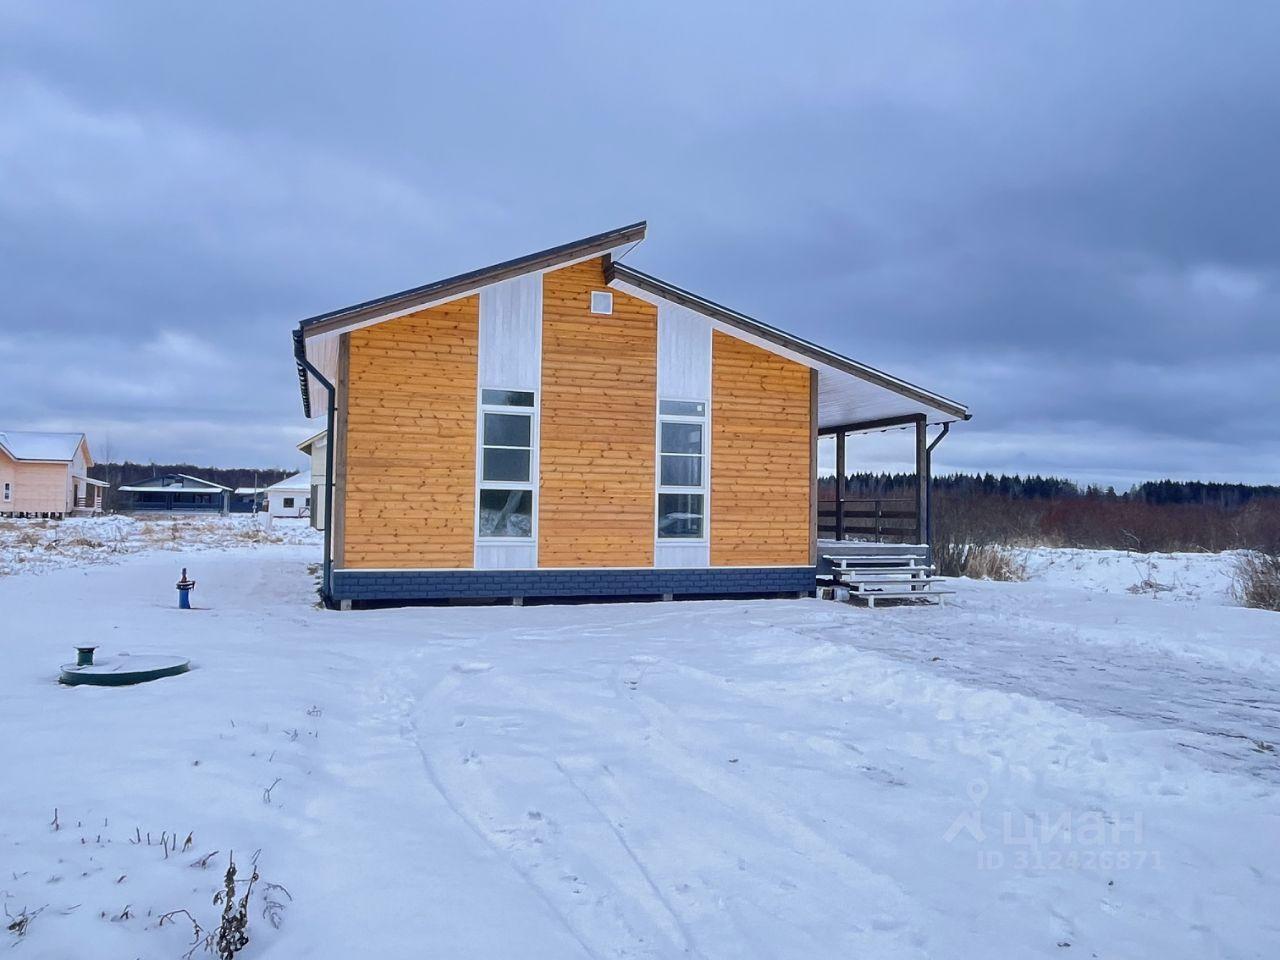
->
xmin=820 ymin=546 xmax=953 ymax=607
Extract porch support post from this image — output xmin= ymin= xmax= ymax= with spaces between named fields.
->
xmin=914 ymin=416 xmax=929 ymax=545
xmin=808 ymin=369 xmax=818 ymax=565
xmin=924 ymin=421 xmax=951 ymax=546
xmin=834 ymin=430 xmax=846 ymax=541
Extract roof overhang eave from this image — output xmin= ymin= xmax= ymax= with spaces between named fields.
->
xmin=292 ymin=221 xmax=648 ymax=418
xmin=298 ymin=221 xmax=647 ymax=342
xmin=606 ymin=262 xmax=970 ymax=424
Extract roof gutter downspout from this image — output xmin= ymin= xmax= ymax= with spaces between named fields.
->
xmin=292 ymin=329 xmax=337 ymax=608
xmin=924 ymin=422 xmax=952 ymax=546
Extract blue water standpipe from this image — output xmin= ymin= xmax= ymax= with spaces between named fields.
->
xmin=176 ymin=567 xmax=196 ymax=609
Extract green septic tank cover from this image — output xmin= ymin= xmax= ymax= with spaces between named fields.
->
xmin=59 ymin=653 xmax=191 ymax=687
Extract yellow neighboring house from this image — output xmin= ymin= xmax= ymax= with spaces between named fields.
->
xmin=0 ymin=431 xmax=107 ymax=518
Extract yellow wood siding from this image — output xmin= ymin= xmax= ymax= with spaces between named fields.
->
xmin=341 ymin=297 xmax=478 ymax=568
xmin=710 ymin=331 xmax=813 ymax=566
xmin=0 ymin=452 xmax=73 ymax=515
xmin=539 ymin=258 xmax=657 ymax=567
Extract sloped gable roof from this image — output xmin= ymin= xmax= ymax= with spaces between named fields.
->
xmin=296 ymin=429 xmax=326 ymax=454
xmin=606 ymin=262 xmax=970 ymax=424
xmin=290 ymin=222 xmax=970 ymax=427
xmin=293 ymin=222 xmax=647 ymax=416
xmin=0 ymin=431 xmax=85 ymax=462
xmin=267 ymin=471 xmax=311 ymax=492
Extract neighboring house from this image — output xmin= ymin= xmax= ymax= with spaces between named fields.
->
xmin=297 ymin=430 xmax=327 ymax=529
xmin=231 ymin=487 xmax=267 ymax=513
xmin=0 ymin=431 xmax=107 ymax=518
xmin=292 ymin=222 xmax=969 ymax=608
xmin=116 ymin=473 xmax=231 ymax=513
xmin=266 ymin=472 xmax=312 ymax=519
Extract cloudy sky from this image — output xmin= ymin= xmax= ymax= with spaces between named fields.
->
xmin=2 ymin=2 xmax=1276 ymax=487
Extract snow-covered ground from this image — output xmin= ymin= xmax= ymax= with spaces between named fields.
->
xmin=1020 ymin=546 xmax=1243 ymax=604
xmin=0 ymin=514 xmax=320 ymax=577
xmin=1 ymin=521 xmax=1276 ymax=958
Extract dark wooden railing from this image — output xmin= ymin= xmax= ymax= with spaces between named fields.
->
xmin=817 ymin=497 xmax=920 ymax=543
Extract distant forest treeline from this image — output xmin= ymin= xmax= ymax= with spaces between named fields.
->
xmin=820 ymin=472 xmax=1280 ymax=508
xmin=89 ymin=462 xmax=294 ymax=511
xmin=821 ymin=472 xmax=1280 ymax=554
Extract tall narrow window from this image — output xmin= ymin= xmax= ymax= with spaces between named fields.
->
xmin=657 ymin=398 xmax=707 ymax=539
xmin=478 ymin=388 xmax=536 ymax=538
xmin=2 ymin=482 xmax=10 ymax=502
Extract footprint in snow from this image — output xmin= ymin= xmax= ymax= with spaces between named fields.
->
xmin=453 ymin=661 xmax=493 ymax=674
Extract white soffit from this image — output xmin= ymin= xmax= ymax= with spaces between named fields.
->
xmin=611 ymin=277 xmax=955 ymax=431
xmin=301 ymin=247 xmax=630 ymax=413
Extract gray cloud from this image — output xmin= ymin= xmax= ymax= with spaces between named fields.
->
xmin=1 ymin=1 xmax=1277 ymax=483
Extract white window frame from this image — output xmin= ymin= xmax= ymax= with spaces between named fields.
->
xmin=475 ymin=388 xmax=539 ymax=542
xmin=590 ymin=290 xmax=613 ymax=315
xmin=2 ymin=482 xmax=10 ymax=502
xmin=655 ymin=397 xmax=709 ymax=542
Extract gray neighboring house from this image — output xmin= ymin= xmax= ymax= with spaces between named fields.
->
xmin=116 ymin=473 xmax=231 ymax=513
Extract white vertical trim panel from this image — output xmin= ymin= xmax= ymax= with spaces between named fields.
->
xmin=657 ymin=302 xmax=712 ymax=400
xmin=479 ymin=275 xmax=542 ymax=391
xmin=475 ymin=542 xmax=538 ymax=569
xmin=475 ymin=273 xmax=542 ymax=570
xmin=654 ymin=302 xmax=713 ymax=568
xmin=655 ymin=541 xmax=710 ymax=567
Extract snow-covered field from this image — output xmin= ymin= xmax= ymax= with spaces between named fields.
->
xmin=0 ymin=514 xmax=321 ymax=577
xmin=1 ymin=519 xmax=1276 ymax=958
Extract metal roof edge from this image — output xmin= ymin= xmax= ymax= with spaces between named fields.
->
xmin=292 ymin=222 xmax=648 ymax=415
xmin=292 ymin=328 xmax=313 ymax=419
xmin=607 ymin=262 xmax=970 ymax=422
xmin=298 ymin=221 xmax=647 ymax=340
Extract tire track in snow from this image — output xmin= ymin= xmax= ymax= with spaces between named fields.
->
xmin=552 ymin=758 xmax=706 ymax=960
xmin=483 ymin=660 xmax=930 ymax=955
xmin=390 ymin=668 xmax=601 ymax=960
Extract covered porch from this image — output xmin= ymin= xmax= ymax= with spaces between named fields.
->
xmin=71 ymin=475 xmax=108 ymax=514
xmin=816 ymin=414 xmax=952 ymax=548
xmin=807 ymin=340 xmax=969 ymax=570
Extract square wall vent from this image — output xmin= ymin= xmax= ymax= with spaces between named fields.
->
xmin=590 ymin=291 xmax=614 ymax=315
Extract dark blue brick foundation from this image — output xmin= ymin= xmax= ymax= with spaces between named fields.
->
xmin=330 ymin=566 xmax=816 ymax=606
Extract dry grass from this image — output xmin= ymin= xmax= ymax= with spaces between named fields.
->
xmin=964 ymin=544 xmax=1028 ymax=581
xmin=935 ymin=543 xmax=1028 ymax=581
xmin=234 ymin=527 xmax=275 ymax=544
xmin=2 ymin=516 xmax=319 ymax=578
xmin=1233 ymin=551 xmax=1280 ymax=611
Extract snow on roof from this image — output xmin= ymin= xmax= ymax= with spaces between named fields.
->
xmin=0 ymin=431 xmax=85 ymax=462
xmin=296 ymin=429 xmax=327 ymax=453
xmin=116 ymin=473 xmax=231 ymax=493
xmin=233 ymin=487 xmax=267 ymax=495
xmin=267 ymin=471 xmax=311 ymax=492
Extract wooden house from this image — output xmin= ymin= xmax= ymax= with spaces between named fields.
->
xmin=292 ymin=223 xmax=969 ymax=608
xmin=0 ymin=431 xmax=107 ymax=518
